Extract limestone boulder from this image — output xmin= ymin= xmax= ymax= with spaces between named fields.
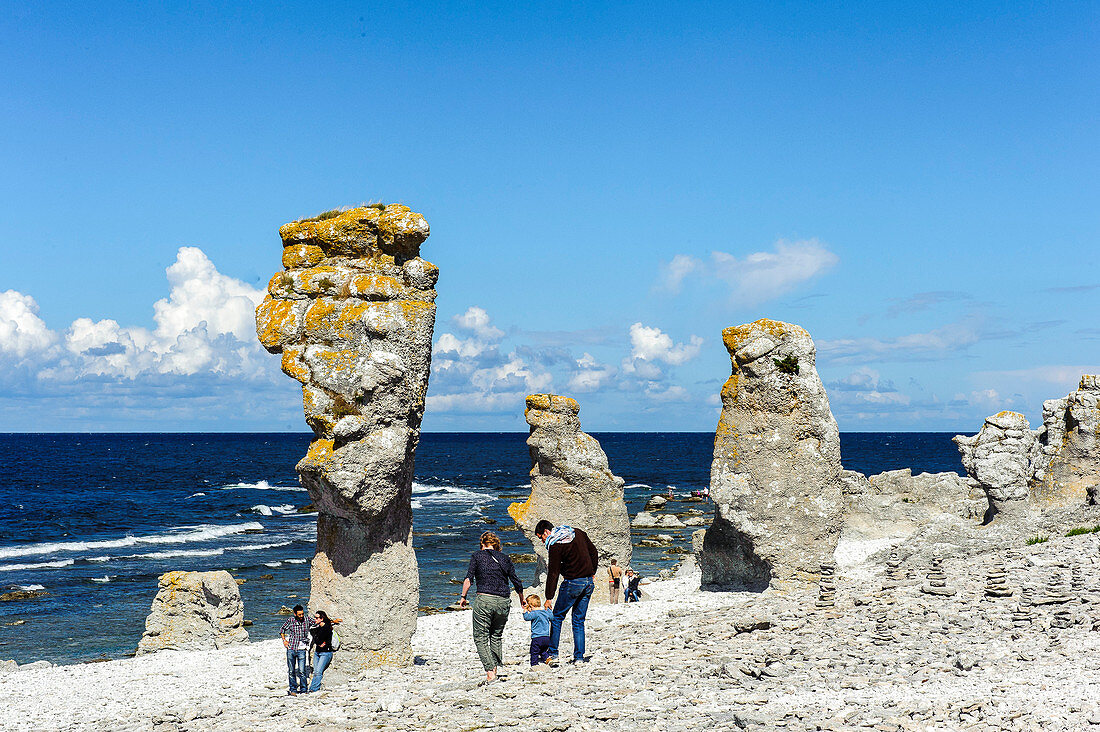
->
xmin=256 ymin=205 xmax=436 ymax=669
xmin=954 ymin=411 xmax=1040 ymax=519
xmin=1033 ymin=375 xmax=1100 ymax=506
xmin=508 ymin=394 xmax=631 ymax=593
xmin=699 ymin=319 xmax=843 ymax=590
xmin=136 ymin=570 xmax=248 ymax=655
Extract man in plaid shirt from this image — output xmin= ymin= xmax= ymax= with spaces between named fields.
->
xmin=280 ymin=605 xmax=315 ymax=695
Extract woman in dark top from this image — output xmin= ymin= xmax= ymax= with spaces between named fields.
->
xmin=458 ymin=531 xmax=525 ymax=684
xmin=307 ymin=610 xmax=335 ymax=692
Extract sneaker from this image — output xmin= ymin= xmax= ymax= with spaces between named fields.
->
xmin=287 ymin=691 xmax=298 ymax=697
xmin=545 ymin=657 xmax=558 ymax=666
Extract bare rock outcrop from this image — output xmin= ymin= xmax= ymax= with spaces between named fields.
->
xmin=841 ymin=468 xmax=986 ymax=543
xmin=136 ymin=570 xmax=248 ymax=655
xmin=1033 ymin=375 xmax=1100 ymax=506
xmin=508 ymin=394 xmax=631 ymax=593
xmin=699 ymin=319 xmax=843 ymax=590
xmin=953 ymin=411 xmax=1040 ymax=520
xmin=255 ymin=205 xmax=436 ymax=668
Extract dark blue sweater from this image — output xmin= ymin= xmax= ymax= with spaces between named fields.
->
xmin=465 ymin=549 xmax=524 ymax=598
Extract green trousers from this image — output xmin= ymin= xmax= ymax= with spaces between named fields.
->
xmin=471 ymin=593 xmax=511 ymax=671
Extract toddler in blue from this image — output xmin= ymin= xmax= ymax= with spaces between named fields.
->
xmin=522 ymin=594 xmax=553 ymax=666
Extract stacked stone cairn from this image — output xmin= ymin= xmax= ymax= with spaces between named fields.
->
xmin=984 ymin=559 xmax=1012 ymax=598
xmin=882 ymin=550 xmax=904 ymax=588
xmin=816 ymin=562 xmax=837 ymax=609
xmin=1071 ymin=564 xmax=1085 ymax=595
xmin=921 ymin=556 xmax=956 ymax=596
xmin=1042 ymin=569 xmax=1072 ymax=605
xmin=869 ymin=606 xmax=892 ymax=646
xmin=1011 ymin=603 xmax=1033 ymax=629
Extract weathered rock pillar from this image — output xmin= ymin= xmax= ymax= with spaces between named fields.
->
xmin=508 ymin=394 xmax=631 ymax=595
xmin=953 ymin=411 xmax=1039 ymax=521
xmin=256 ymin=205 xmax=436 ymax=668
xmin=1033 ymin=375 xmax=1100 ymax=506
xmin=136 ymin=570 xmax=248 ymax=655
xmin=699 ymin=319 xmax=843 ymax=590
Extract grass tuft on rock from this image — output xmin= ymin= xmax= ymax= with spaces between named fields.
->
xmin=773 ymin=354 xmax=800 ymax=375
xmin=1026 ymin=534 xmax=1049 ymax=545
xmin=1065 ymin=525 xmax=1100 ymax=537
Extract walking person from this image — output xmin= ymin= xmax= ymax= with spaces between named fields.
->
xmin=458 ymin=531 xmax=525 ymax=684
xmin=280 ymin=605 xmax=310 ymax=696
xmin=607 ymin=559 xmax=623 ymax=604
xmin=534 ymin=520 xmax=598 ymax=664
xmin=307 ymin=610 xmax=337 ymax=692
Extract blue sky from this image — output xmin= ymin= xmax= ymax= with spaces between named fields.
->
xmin=1 ymin=2 xmax=1097 ymax=433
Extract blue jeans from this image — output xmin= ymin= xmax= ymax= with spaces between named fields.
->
xmin=308 ymin=651 xmax=333 ymax=692
xmin=286 ymin=649 xmax=308 ymax=693
xmin=549 ymin=576 xmax=594 ymax=660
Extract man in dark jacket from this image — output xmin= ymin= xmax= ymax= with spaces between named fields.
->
xmin=535 ymin=519 xmax=598 ymax=663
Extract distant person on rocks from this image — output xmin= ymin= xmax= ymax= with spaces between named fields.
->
xmin=607 ymin=559 xmax=623 ymax=604
xmin=280 ymin=605 xmax=311 ymax=695
xmin=667 ymin=487 xmax=674 ymax=500
xmin=459 ymin=531 xmax=526 ymax=684
xmin=535 ymin=520 xmax=598 ymax=664
xmin=307 ymin=610 xmax=340 ymax=693
xmin=521 ymin=594 xmax=554 ymax=666
xmin=624 ymin=569 xmax=644 ymax=602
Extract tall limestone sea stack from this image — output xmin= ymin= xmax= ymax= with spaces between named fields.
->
xmin=1034 ymin=375 xmax=1100 ymax=506
xmin=700 ymin=319 xmax=843 ymax=590
xmin=255 ymin=205 xmax=436 ymax=668
xmin=508 ymin=394 xmax=631 ymax=592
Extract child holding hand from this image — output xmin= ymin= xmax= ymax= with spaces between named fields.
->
xmin=522 ymin=594 xmax=553 ymax=666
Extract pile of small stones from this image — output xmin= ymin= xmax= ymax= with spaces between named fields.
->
xmin=815 ymin=562 xmax=836 ymax=609
xmin=922 ymin=556 xmax=956 ymax=596
xmin=984 ymin=559 xmax=1012 ymax=598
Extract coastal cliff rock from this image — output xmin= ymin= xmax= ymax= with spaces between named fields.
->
xmin=953 ymin=411 xmax=1039 ymax=520
xmin=136 ymin=571 xmax=247 ymax=655
xmin=508 ymin=394 xmax=631 ymax=592
xmin=699 ymin=319 xmax=843 ymax=590
xmin=255 ymin=205 xmax=436 ymax=668
xmin=1033 ymin=375 xmax=1100 ymax=506
xmin=841 ymin=468 xmax=987 ymax=544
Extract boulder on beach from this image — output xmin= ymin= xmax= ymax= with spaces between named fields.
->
xmin=508 ymin=394 xmax=632 ymax=591
xmin=954 ymin=411 xmax=1039 ymax=520
xmin=136 ymin=570 xmax=248 ymax=655
xmin=699 ymin=319 xmax=843 ymax=590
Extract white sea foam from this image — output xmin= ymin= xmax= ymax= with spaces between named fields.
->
xmin=412 ymin=483 xmax=493 ymax=505
xmin=623 ymin=483 xmax=652 ymax=490
xmin=138 ymin=548 xmax=225 ymax=560
xmin=285 ymin=558 xmax=307 ymax=564
xmin=263 ymin=561 xmax=282 ymax=568
xmin=219 ymin=480 xmax=306 ymax=493
xmin=411 ymin=500 xmax=424 ymax=509
xmin=0 ymin=522 xmax=265 ymax=560
xmin=11 ymin=584 xmax=45 ymax=591
xmin=251 ymin=504 xmax=296 ymax=516
xmin=0 ymin=559 xmax=74 ymax=572
xmin=90 ymin=576 xmax=114 ymax=583
xmin=186 ymin=492 xmax=206 ymax=499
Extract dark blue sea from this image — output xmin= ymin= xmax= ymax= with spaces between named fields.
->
xmin=0 ymin=432 xmax=964 ymax=665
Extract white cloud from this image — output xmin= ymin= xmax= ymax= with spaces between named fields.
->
xmin=657 ymin=239 xmax=838 ymax=304
xmin=0 ymin=290 xmax=57 ymax=358
xmin=819 ymin=317 xmax=984 ymax=364
xmin=627 ymin=323 xmax=703 ymax=365
xmin=0 ymin=248 xmax=269 ymax=383
xmin=567 ymin=353 xmax=615 ymax=393
xmin=452 ymin=306 xmax=504 ymax=341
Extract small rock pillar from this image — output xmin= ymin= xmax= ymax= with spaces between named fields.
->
xmin=508 ymin=394 xmax=631 ymax=594
xmin=256 ymin=205 xmax=437 ymax=668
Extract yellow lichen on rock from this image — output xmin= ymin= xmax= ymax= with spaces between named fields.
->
xmin=348 ymin=274 xmax=403 ymax=300
xmin=525 ymin=394 xmax=580 ymax=414
xmin=280 ymin=348 xmax=310 ymax=383
xmin=282 ymin=244 xmax=325 ymax=269
xmin=722 ymin=318 xmax=808 ymax=352
xmin=255 ymin=297 xmax=305 ymax=353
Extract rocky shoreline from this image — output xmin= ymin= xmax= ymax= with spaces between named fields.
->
xmin=6 ymin=510 xmax=1100 ymax=731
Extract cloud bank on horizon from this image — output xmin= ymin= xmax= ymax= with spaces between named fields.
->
xmin=0 ymin=238 xmax=1094 ymax=433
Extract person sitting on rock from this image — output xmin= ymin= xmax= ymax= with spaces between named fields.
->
xmin=624 ymin=569 xmax=644 ymax=602
xmin=521 ymin=595 xmax=554 ymax=666
xmin=535 ymin=520 xmax=598 ymax=664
